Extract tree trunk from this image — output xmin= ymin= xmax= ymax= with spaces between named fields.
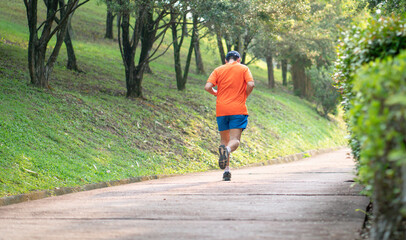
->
xmin=130 ymin=65 xmax=145 ymax=98
xmin=194 ymin=39 xmax=205 ymax=74
xmin=144 ymin=63 xmax=152 ymax=74
xmin=64 ymin=19 xmax=79 ymax=71
xmin=216 ymin=29 xmax=226 ymax=64
xmin=172 ymin=22 xmax=183 ymax=90
xmin=193 ymin=15 xmax=204 ymax=75
xmin=182 ymin=14 xmax=188 ymax=37
xmin=130 ymin=42 xmax=150 ymax=98
xmin=32 ymin=46 xmax=48 ymax=88
xmin=126 ymin=8 xmax=155 ymax=98
xmin=234 ymin=37 xmax=240 ymax=53
xmin=120 ymin=10 xmax=137 ymax=98
xmin=281 ymin=59 xmax=287 ymax=86
xmin=26 ymin=0 xmax=40 ymax=86
xmin=171 ymin=11 xmax=194 ymax=91
xmin=226 ymin=43 xmax=232 ymax=53
xmin=291 ymin=60 xmax=307 ymax=97
xmin=180 ymin=17 xmax=196 ymax=91
xmin=53 ymin=1 xmax=79 ymax=72
xmin=105 ymin=2 xmax=114 ymax=39
xmin=266 ymin=55 xmax=275 ymax=89
xmin=241 ymin=34 xmax=251 ymax=65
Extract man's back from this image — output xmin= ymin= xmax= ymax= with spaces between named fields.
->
xmin=207 ymin=61 xmax=253 ymax=117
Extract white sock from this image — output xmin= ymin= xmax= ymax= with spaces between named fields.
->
xmin=224 ymin=166 xmax=230 ymax=172
xmin=226 ymin=146 xmax=231 ymax=153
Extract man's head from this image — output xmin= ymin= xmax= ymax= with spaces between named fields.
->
xmin=225 ymin=51 xmax=241 ymax=62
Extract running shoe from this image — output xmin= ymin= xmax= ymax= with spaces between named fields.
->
xmin=223 ymin=171 xmax=231 ymax=181
xmin=218 ymin=145 xmax=229 ymax=169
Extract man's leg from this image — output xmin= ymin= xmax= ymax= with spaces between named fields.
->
xmin=220 ymin=128 xmax=242 ymax=168
xmin=227 ymin=128 xmax=243 ymax=153
xmin=219 ymin=130 xmax=230 ymax=148
xmin=219 ymin=129 xmax=242 ymax=181
xmin=218 ymin=115 xmax=247 ymax=181
xmin=218 ymin=130 xmax=230 ymax=170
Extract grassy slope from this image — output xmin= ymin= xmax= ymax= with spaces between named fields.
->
xmin=0 ymin=1 xmax=347 ymax=197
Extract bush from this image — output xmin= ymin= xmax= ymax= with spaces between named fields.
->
xmin=307 ymin=67 xmax=339 ymax=117
xmin=364 ymin=0 xmax=406 ymax=15
xmin=350 ymin=51 xmax=406 ymax=240
xmin=334 ymin=15 xmax=406 ymax=159
xmin=334 ymin=15 xmax=406 ymax=240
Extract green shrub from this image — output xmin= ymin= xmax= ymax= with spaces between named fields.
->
xmin=350 ymin=51 xmax=406 ymax=240
xmin=334 ymin=15 xmax=406 ymax=240
xmin=307 ymin=66 xmax=339 ymax=117
xmin=363 ymin=0 xmax=406 ymax=15
xmin=334 ymin=15 xmax=406 ymax=159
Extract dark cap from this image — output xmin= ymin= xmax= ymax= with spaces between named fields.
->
xmin=226 ymin=51 xmax=241 ymax=61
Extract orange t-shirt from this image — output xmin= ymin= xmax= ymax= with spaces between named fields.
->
xmin=207 ymin=62 xmax=254 ymax=117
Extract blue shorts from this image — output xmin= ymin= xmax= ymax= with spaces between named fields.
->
xmin=216 ymin=115 xmax=249 ymax=131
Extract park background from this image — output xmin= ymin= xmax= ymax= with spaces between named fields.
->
xmin=0 ymin=0 xmax=405 ymax=239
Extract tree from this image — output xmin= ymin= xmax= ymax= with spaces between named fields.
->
xmin=203 ymin=0 xmax=252 ymax=64
xmin=113 ymin=0 xmax=176 ymax=98
xmin=281 ymin=59 xmax=288 ymax=86
xmin=23 ymin=0 xmax=88 ymax=88
xmin=192 ymin=13 xmax=205 ymax=75
xmin=278 ymin=1 xmax=341 ymax=98
xmin=170 ymin=4 xmax=196 ymax=90
xmin=64 ymin=19 xmax=80 ymax=71
xmin=218 ymin=1 xmax=259 ymax=65
xmin=250 ymin=0 xmax=310 ymax=89
xmin=308 ymin=66 xmax=339 ymax=117
xmin=56 ymin=2 xmax=80 ymax=72
xmin=251 ymin=29 xmax=277 ymax=88
xmin=52 ymin=0 xmax=81 ymax=71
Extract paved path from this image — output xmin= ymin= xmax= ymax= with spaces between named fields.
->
xmin=0 ymin=148 xmax=368 ymax=240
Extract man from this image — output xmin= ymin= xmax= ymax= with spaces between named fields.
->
xmin=204 ymin=51 xmax=255 ymax=181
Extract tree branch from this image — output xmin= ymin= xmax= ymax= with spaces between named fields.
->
xmin=46 ymin=0 xmax=89 ymax=43
xmin=245 ymin=57 xmax=258 ymax=65
xmin=148 ymin=30 xmax=168 ymax=62
xmin=147 ymin=40 xmax=173 ymax=63
xmin=117 ymin=14 xmax=126 ymax=67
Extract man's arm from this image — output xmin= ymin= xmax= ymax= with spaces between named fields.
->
xmin=246 ymin=81 xmax=255 ymax=97
xmin=204 ymin=82 xmax=217 ymax=96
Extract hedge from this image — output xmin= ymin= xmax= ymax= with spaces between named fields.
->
xmin=351 ymin=51 xmax=406 ymax=240
xmin=334 ymin=15 xmax=406 ymax=240
xmin=334 ymin=15 xmax=406 ymax=160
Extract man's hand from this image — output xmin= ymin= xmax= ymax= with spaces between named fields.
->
xmin=204 ymin=82 xmax=217 ymax=96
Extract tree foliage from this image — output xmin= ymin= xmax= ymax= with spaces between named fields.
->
xmin=249 ymin=0 xmax=351 ymax=99
xmin=307 ymin=66 xmax=339 ymax=117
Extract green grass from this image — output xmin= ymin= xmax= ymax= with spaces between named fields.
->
xmin=0 ymin=1 xmax=347 ymax=197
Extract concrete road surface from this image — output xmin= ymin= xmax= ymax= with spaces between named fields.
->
xmin=0 ymin=148 xmax=369 ymax=240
